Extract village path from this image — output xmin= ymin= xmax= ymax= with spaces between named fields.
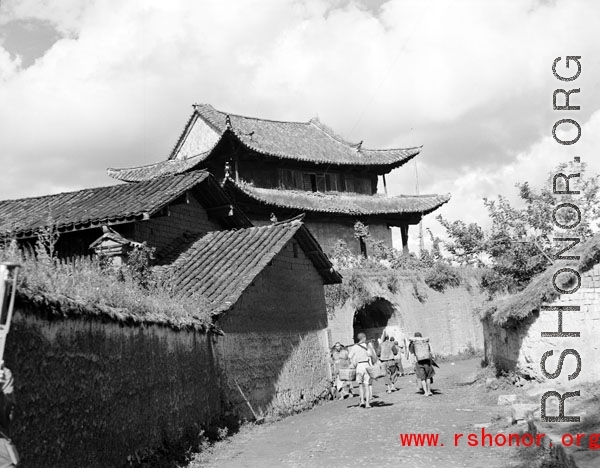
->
xmin=191 ymin=358 xmax=533 ymax=468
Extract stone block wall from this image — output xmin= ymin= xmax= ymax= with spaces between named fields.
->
xmin=215 ymin=239 xmax=331 ymax=416
xmin=484 ymin=263 xmax=600 ymax=382
xmin=9 ymin=308 xmax=220 ymax=468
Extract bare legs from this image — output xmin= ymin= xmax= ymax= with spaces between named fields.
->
xmin=421 ymin=378 xmax=433 ymax=396
xmin=358 ymin=382 xmax=373 ymax=407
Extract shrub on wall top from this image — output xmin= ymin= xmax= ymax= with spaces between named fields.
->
xmin=424 ymin=263 xmax=462 ymax=292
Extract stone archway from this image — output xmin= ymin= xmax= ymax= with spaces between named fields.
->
xmin=353 ymin=298 xmax=395 ymax=342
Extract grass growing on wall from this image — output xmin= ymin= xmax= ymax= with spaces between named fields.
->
xmin=325 ymin=268 xmax=404 ymax=316
xmin=484 ymin=234 xmax=600 ymax=325
xmin=325 ymin=239 xmax=480 ymax=315
xmin=267 ymin=334 xmax=330 ymax=418
xmin=0 ymin=239 xmax=213 ymax=330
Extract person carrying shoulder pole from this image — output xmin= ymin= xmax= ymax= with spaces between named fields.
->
xmin=348 ymin=333 xmax=377 ymax=408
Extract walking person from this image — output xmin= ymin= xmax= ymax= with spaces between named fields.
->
xmin=378 ymin=335 xmax=399 ymax=393
xmin=393 ymin=338 xmax=405 ymax=378
xmin=349 ymin=333 xmax=377 ymax=408
xmin=330 ymin=342 xmax=353 ymax=400
xmin=407 ymin=332 xmax=435 ymax=397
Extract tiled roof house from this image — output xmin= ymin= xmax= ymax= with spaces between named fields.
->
xmin=0 ymin=171 xmax=250 ymax=259
xmin=108 ymin=104 xmax=450 ymax=256
xmin=1 ymin=171 xmax=341 ymax=416
xmin=152 ymin=216 xmax=341 ymax=411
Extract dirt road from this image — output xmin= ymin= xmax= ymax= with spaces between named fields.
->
xmin=191 ymin=358 xmax=530 ymax=468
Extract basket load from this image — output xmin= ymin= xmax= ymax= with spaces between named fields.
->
xmin=366 ymin=361 xmax=386 ymax=380
xmin=338 ymin=368 xmax=356 ymax=381
xmin=409 ymin=337 xmax=431 ymax=361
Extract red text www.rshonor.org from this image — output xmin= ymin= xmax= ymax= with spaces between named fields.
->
xmin=399 ymin=430 xmax=545 ymax=447
xmin=399 ymin=430 xmax=600 ymax=449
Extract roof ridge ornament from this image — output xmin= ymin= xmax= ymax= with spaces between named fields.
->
xmin=225 ymin=114 xmax=232 ymax=130
xmin=355 ymin=140 xmax=363 ymax=152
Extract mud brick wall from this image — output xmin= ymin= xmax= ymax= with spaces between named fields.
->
xmin=134 ymin=195 xmax=220 ymax=253
xmin=215 ymin=240 xmax=331 ymax=417
xmin=304 ymin=219 xmax=393 ymax=256
xmin=484 ymin=263 xmax=600 ymax=382
xmin=8 ymin=309 xmax=221 ymax=468
xmin=328 ymin=279 xmax=486 ymax=357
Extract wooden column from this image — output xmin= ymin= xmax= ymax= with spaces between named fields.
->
xmin=400 ymin=223 xmax=409 ymax=256
xmin=382 ymin=174 xmax=388 ymax=195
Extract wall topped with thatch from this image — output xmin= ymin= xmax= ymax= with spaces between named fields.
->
xmin=8 ymin=241 xmax=334 ymax=467
xmin=483 ymin=261 xmax=600 ymax=382
xmin=483 ymin=234 xmax=600 ymax=327
xmin=10 ymin=297 xmax=221 ymax=468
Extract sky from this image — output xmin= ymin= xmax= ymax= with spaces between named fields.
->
xmin=0 ymin=0 xmax=599 ymax=251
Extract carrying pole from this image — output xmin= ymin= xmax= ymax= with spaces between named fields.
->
xmin=0 ymin=263 xmax=20 ymax=366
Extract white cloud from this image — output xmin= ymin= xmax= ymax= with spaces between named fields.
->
xmin=0 ymin=0 xmax=599 ymax=256
xmin=0 ymin=0 xmax=93 ymax=35
xmin=406 ymin=108 xmax=600 ymax=253
xmin=0 ymin=46 xmax=21 ymax=80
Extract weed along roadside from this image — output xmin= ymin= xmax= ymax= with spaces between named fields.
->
xmin=0 ymin=190 xmax=342 ymax=467
xmin=3 ymin=39 xmax=600 ymax=468
xmin=0 ymin=101 xmax=458 ymax=467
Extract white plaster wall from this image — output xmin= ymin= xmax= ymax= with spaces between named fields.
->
xmin=486 ymin=263 xmax=600 ymax=383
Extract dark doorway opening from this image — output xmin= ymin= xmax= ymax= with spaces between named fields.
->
xmin=353 ymin=298 xmax=394 ymax=342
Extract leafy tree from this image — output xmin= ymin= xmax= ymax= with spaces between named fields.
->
xmin=435 ymin=217 xmax=485 ymax=266
xmin=437 ymin=162 xmax=600 ymax=294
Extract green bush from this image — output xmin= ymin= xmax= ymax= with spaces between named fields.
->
xmin=424 ymin=263 xmax=462 ymax=292
xmin=0 ymin=238 xmax=213 ymax=329
xmin=479 ymin=269 xmax=514 ymax=298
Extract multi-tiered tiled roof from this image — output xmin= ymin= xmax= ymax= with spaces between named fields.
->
xmin=106 ymin=104 xmax=450 ymax=225
xmin=225 ymin=179 xmax=450 ymax=217
xmin=107 ymin=104 xmax=422 ymax=182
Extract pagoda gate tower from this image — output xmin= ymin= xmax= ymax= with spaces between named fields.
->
xmin=109 ymin=104 xmax=450 ymax=256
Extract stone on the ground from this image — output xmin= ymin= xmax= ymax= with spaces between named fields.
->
xmin=511 ymin=403 xmax=539 ymax=423
xmin=497 ymin=394 xmax=517 ymax=405
xmin=486 ymin=377 xmax=499 ymax=389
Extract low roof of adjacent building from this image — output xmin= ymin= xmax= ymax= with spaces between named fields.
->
xmin=225 ymin=179 xmax=451 ymax=220
xmin=0 ymin=171 xmax=251 ymax=238
xmin=484 ymin=233 xmax=600 ymax=326
xmin=154 ymin=216 xmax=342 ymax=314
xmin=107 ymin=152 xmax=211 ymax=183
xmin=107 ymin=103 xmax=422 ymax=181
